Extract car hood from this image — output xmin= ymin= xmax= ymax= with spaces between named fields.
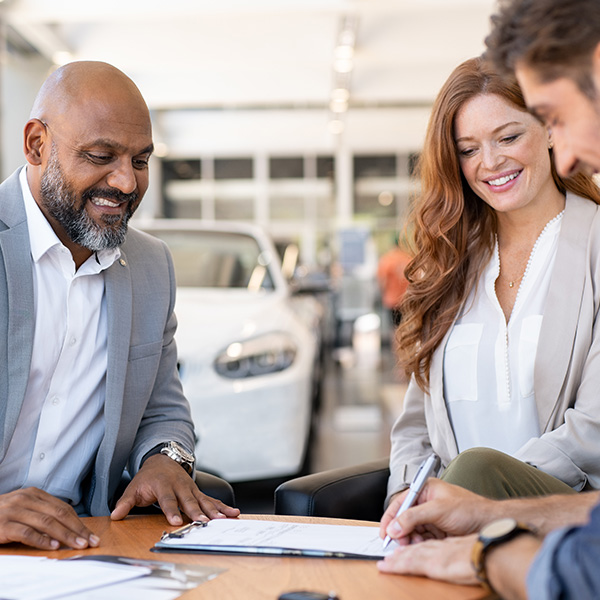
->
xmin=173 ymin=287 xmax=299 ymax=360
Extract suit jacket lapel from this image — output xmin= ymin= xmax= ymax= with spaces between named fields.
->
xmin=97 ymin=251 xmax=132 ymax=469
xmin=0 ymin=171 xmax=35 ymax=459
xmin=534 ymin=193 xmax=593 ymax=431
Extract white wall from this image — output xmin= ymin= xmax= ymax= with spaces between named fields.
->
xmin=1 ymin=54 xmax=51 ymax=180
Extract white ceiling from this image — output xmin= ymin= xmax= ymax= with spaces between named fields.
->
xmin=4 ymin=0 xmax=499 ymax=110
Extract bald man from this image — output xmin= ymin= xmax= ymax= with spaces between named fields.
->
xmin=0 ymin=61 xmax=239 ymax=551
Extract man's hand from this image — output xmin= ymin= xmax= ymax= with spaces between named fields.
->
xmin=377 ymin=533 xmax=479 ymax=586
xmin=0 ymin=488 xmax=100 ymax=550
xmin=110 ymin=454 xmax=240 ymax=525
xmin=380 ymin=478 xmax=497 ymax=545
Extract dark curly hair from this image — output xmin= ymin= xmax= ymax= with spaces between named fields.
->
xmin=485 ymin=0 xmax=600 ymax=100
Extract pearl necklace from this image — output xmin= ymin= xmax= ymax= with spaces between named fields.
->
xmin=499 ymin=209 xmax=565 ymax=289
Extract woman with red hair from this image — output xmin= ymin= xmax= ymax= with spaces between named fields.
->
xmin=386 ymin=56 xmax=600 ymax=507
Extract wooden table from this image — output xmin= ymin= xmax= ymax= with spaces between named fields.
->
xmin=0 ymin=514 xmax=487 ymax=600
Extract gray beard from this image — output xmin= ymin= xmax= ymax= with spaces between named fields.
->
xmin=39 ymin=148 xmax=137 ymax=251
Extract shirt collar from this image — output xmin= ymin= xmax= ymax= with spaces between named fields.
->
xmin=19 ymin=166 xmax=121 ymax=270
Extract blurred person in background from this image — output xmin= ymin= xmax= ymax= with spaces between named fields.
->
xmin=377 ymin=233 xmax=411 ymax=332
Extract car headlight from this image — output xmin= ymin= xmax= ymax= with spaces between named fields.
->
xmin=214 ymin=333 xmax=297 ymax=379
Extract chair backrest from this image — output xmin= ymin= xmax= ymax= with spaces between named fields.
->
xmin=274 ymin=458 xmax=390 ymax=522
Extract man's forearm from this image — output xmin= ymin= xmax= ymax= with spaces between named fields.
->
xmin=485 ymin=534 xmax=541 ymax=600
xmin=491 ymin=491 xmax=598 ymax=535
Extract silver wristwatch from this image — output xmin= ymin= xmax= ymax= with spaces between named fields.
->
xmin=160 ymin=441 xmax=195 ymax=475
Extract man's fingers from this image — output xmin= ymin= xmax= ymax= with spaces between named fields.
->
xmin=390 ymin=501 xmax=438 ymax=538
xmin=170 ymin=488 xmax=240 ymax=523
xmin=377 ymin=536 xmax=478 ymax=585
xmin=2 ymin=520 xmax=60 ymax=550
xmin=191 ymin=490 xmax=240 ymax=520
xmin=6 ymin=518 xmax=86 ymax=550
xmin=379 ymin=493 xmax=406 ymax=538
xmin=125 ymin=455 xmax=241 ymax=525
xmin=156 ymin=492 xmax=185 ymax=526
xmin=35 ymin=509 xmax=100 ymax=549
xmin=110 ymin=489 xmax=138 ymax=522
xmin=0 ymin=489 xmax=100 ymax=550
xmin=215 ymin=502 xmax=241 ymax=518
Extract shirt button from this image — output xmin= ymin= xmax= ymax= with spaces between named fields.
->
xmin=39 ymin=453 xmax=45 ymax=460
xmin=69 ymin=337 xmax=76 ymax=346
xmin=52 ymin=397 xmax=60 ymax=406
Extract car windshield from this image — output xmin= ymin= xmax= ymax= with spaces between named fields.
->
xmin=150 ymin=230 xmax=276 ymax=290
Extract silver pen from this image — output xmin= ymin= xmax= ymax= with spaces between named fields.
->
xmin=383 ymin=453 xmax=440 ymax=549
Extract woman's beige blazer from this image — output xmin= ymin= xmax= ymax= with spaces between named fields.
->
xmin=388 ymin=193 xmax=600 ymax=501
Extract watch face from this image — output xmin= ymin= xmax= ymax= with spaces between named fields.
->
xmin=171 ymin=442 xmax=195 ymax=462
xmin=480 ymin=518 xmax=518 ymax=540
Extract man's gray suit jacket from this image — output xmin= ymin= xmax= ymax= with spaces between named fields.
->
xmin=0 ymin=169 xmax=195 ymax=516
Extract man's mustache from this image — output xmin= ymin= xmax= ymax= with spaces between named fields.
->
xmin=82 ymin=188 xmax=138 ymax=205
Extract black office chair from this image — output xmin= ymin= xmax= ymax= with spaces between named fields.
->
xmin=274 ymin=457 xmax=389 ymax=522
xmin=196 ymin=470 xmax=236 ymax=506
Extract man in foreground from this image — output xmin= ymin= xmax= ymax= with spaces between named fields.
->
xmin=378 ymin=0 xmax=600 ymax=598
xmin=0 ymin=61 xmax=239 ymax=551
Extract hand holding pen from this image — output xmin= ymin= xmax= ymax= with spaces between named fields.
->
xmin=382 ymin=453 xmax=440 ymax=549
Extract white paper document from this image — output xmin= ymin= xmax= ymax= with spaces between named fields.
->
xmin=0 ymin=555 xmax=150 ymax=600
xmin=154 ymin=518 xmax=395 ymax=559
xmin=0 ymin=555 xmax=225 ymax=600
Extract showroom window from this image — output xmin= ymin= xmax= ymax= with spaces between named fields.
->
xmin=269 ymin=157 xmax=304 ymax=179
xmin=214 ymin=158 xmax=253 ymax=179
xmin=353 ymin=154 xmax=397 ymax=178
xmin=162 ymin=158 xmax=201 ymax=180
xmin=353 ymin=154 xmax=399 ymax=219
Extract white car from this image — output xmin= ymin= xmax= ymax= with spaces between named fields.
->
xmin=140 ymin=220 xmax=324 ymax=481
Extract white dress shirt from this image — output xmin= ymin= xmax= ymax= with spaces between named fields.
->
xmin=444 ymin=211 xmax=563 ymax=455
xmin=0 ymin=167 xmax=120 ymax=505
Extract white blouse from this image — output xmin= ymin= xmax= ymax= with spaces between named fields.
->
xmin=444 ymin=211 xmax=564 ymax=455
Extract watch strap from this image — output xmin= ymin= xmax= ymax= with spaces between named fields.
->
xmin=471 ymin=519 xmax=534 ymax=591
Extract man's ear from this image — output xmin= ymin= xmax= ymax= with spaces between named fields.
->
xmin=23 ymin=119 xmax=48 ymax=166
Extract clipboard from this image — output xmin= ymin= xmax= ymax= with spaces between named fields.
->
xmin=152 ymin=518 xmax=394 ymax=560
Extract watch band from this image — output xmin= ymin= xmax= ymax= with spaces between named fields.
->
xmin=471 ymin=518 xmax=534 ymax=592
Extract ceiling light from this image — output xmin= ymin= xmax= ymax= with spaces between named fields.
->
xmin=329 ymin=98 xmax=348 ymax=113
xmin=334 ymin=45 xmax=354 ymax=60
xmin=331 ymin=88 xmax=350 ymax=102
xmin=334 ymin=58 xmax=353 ymax=74
xmin=339 ymin=30 xmax=356 ymax=47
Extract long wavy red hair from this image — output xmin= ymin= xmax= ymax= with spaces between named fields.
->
xmin=398 ymin=56 xmax=600 ymax=391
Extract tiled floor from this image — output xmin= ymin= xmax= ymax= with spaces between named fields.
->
xmin=232 ymin=340 xmax=408 ymax=513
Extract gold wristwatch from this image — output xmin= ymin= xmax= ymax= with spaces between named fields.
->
xmin=471 ymin=518 xmax=534 ymax=591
